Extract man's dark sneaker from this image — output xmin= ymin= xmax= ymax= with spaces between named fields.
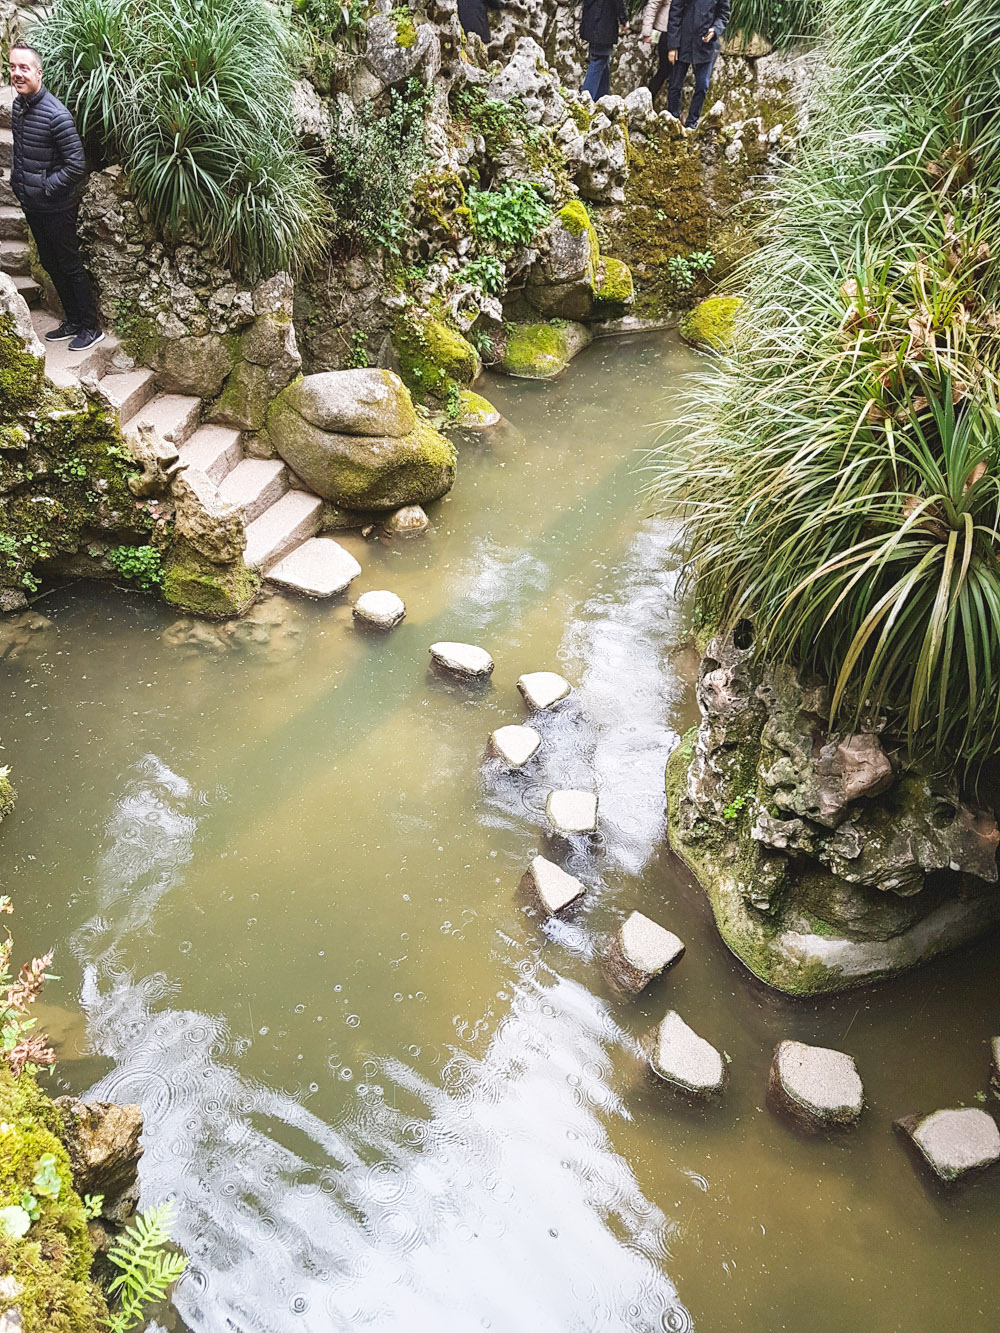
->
xmin=68 ymin=328 xmax=106 ymax=353
xmin=45 ymin=321 xmax=78 ymax=342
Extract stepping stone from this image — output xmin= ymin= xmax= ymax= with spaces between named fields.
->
xmin=651 ymin=1011 xmax=727 ymax=1099
xmin=354 ymin=590 xmax=405 ymax=629
xmin=546 ymin=789 xmax=598 ymax=835
xmin=605 ymin=911 xmax=684 ymax=993
xmin=487 ymin=724 xmax=540 ymax=767
xmin=429 ymin=641 xmax=494 ymax=678
xmin=384 ymin=504 xmax=429 ymax=535
xmin=895 ymin=1108 xmax=1000 ymax=1185
xmin=518 ymin=671 xmax=572 ymax=710
xmin=768 ymin=1041 xmax=864 ymax=1132
xmin=520 ymin=855 xmax=585 ymax=916
xmin=267 ymin=538 xmax=361 ymax=597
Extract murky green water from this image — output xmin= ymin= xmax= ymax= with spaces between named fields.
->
xmin=3 ymin=332 xmax=1000 ymax=1331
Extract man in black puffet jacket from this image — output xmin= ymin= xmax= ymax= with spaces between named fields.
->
xmin=8 ymin=42 xmax=103 ymax=352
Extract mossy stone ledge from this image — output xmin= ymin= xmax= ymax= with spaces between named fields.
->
xmin=162 ymin=541 xmax=261 ymax=619
xmin=393 ymin=315 xmax=482 ymax=401
xmin=500 ymin=321 xmax=591 ymax=380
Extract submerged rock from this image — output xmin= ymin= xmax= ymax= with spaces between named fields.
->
xmin=895 ymin=1108 xmax=1000 ymax=1185
xmin=55 ymin=1096 xmax=143 ymax=1223
xmin=354 ymin=590 xmax=405 ymax=629
xmin=546 ymin=789 xmax=598 ymax=835
xmin=768 ymin=1041 xmax=864 ymax=1131
xmin=487 ymin=724 xmax=541 ymax=767
xmin=606 ymin=912 xmax=685 ymax=993
xmin=520 ymin=855 xmax=586 ymax=915
xmin=650 ymin=1011 xmax=727 ymax=1099
xmin=429 ymin=641 xmax=494 ymax=678
xmin=517 ymin=671 xmax=572 ymax=710
xmin=383 ymin=504 xmax=429 ymax=535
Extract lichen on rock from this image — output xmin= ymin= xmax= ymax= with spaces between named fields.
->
xmin=679 ymin=295 xmax=743 ymax=351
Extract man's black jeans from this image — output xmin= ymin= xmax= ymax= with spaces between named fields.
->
xmin=23 ymin=206 xmax=98 ymax=331
xmin=667 ymin=54 xmax=718 ymax=128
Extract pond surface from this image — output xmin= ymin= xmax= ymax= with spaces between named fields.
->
xmin=3 ymin=332 xmax=1000 ymax=1331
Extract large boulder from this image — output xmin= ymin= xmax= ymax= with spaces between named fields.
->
xmin=500 ymin=321 xmax=591 ymax=379
xmin=281 ymin=370 xmax=416 ymax=438
xmin=527 ymin=202 xmax=600 ymax=320
xmin=1 ymin=272 xmax=44 ymax=413
xmin=154 ymin=333 xmax=236 ymax=399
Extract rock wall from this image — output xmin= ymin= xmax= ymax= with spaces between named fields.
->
xmin=666 ymin=628 xmax=1000 ymax=994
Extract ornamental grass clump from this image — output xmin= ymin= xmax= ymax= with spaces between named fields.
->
xmin=35 ymin=0 xmax=326 ymax=278
xmin=649 ymin=0 xmax=1000 ymax=769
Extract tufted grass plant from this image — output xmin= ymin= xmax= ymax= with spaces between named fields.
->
xmin=727 ymin=0 xmax=822 ymax=47
xmin=648 ymin=0 xmax=1000 ymax=770
xmin=35 ymin=0 xmax=325 ymax=278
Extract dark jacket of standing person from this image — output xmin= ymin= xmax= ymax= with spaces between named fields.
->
xmin=458 ymin=0 xmax=502 ymax=43
xmin=666 ymin=0 xmax=730 ymax=63
xmin=580 ymin=0 xmax=629 ymax=48
xmin=10 ymin=87 xmax=87 ymax=214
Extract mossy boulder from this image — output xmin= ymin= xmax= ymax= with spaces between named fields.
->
xmin=281 ymin=370 xmax=416 ymax=438
xmin=526 ymin=203 xmax=601 ymax=320
xmin=679 ymin=296 xmax=744 ymax=352
xmin=162 ymin=540 xmax=260 ymax=618
xmin=208 ymin=360 xmax=272 ymax=432
xmin=154 ymin=333 xmax=236 ymax=399
xmin=500 ymin=321 xmax=592 ymax=380
xmin=0 ymin=770 xmax=15 ymax=820
xmin=592 ymin=257 xmax=635 ymax=314
xmin=0 ymin=285 xmax=44 ymax=419
xmin=393 ymin=316 xmax=482 ymax=400
xmin=452 ymin=389 xmax=501 ymax=431
xmin=0 ymin=1069 xmax=108 ymax=1331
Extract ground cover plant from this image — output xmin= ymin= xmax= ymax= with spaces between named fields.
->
xmin=650 ymin=0 xmax=1000 ymax=770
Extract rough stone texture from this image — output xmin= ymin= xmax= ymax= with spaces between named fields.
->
xmin=487 ymin=724 xmax=541 ymax=767
xmin=895 ymin=1108 xmax=1000 ymax=1185
xmin=520 ymin=855 xmax=585 ymax=915
xmin=767 ymin=1041 xmax=865 ymax=1132
xmin=666 ymin=627 xmax=1000 ymax=994
xmin=991 ymin=1036 xmax=1000 ymax=1099
xmin=430 ymin=641 xmax=494 ymax=677
xmin=650 ymin=1011 xmax=727 ymax=1099
xmin=171 ymin=468 xmax=245 ymax=564
xmin=546 ymin=789 xmax=598 ymax=835
xmin=365 ymin=13 xmax=441 ymax=87
xmin=267 ymin=537 xmax=361 ymax=598
xmin=154 ymin=334 xmax=236 ymax=399
xmin=383 ymin=504 xmax=429 ymax=535
xmin=526 ymin=204 xmax=600 ymax=320
xmin=354 ymin=589 xmax=405 ymax=629
xmin=518 ymin=671 xmax=572 ymax=710
xmin=605 ymin=911 xmax=685 ymax=993
xmin=54 ymin=1096 xmax=143 ymax=1224
xmin=281 ymin=370 xmax=416 ymax=438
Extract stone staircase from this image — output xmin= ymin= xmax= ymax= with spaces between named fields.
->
xmin=0 ymin=85 xmax=42 ymax=307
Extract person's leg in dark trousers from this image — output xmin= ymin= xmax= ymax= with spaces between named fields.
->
xmin=647 ymin=33 xmax=671 ymax=101
xmin=24 ymin=208 xmax=98 ymax=331
xmin=583 ymin=43 xmax=613 ymax=101
xmin=685 ymin=54 xmax=718 ymax=128
xmin=667 ymin=58 xmax=690 ymax=121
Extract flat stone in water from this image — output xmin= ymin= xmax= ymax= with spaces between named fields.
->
xmin=768 ymin=1041 xmax=864 ymax=1131
xmin=354 ymin=590 xmax=405 ymax=629
xmin=517 ymin=671 xmax=572 ymax=710
xmin=487 ymin=724 xmax=541 ymax=767
xmin=429 ymin=641 xmax=494 ymax=678
xmin=606 ymin=911 xmax=685 ymax=993
xmin=546 ymin=789 xmax=598 ymax=834
xmin=651 ymin=1010 xmax=727 ymax=1099
xmin=520 ymin=855 xmax=585 ymax=915
xmin=267 ymin=538 xmax=361 ymax=598
xmin=896 ymin=1108 xmax=1000 ymax=1184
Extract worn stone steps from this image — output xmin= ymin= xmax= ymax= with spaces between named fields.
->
xmin=32 ymin=309 xmax=119 ymax=384
xmin=179 ymin=425 xmax=243 ymax=485
xmin=11 ymin=273 xmax=40 ymax=305
xmin=0 ymin=128 xmax=12 ymax=170
xmin=98 ymin=367 xmax=157 ymax=422
xmin=1 ymin=239 xmax=30 ymax=275
xmin=244 ymin=489 xmax=323 ymax=571
xmin=217 ymin=458 xmax=288 ymax=524
xmin=0 ymin=172 xmax=15 ymax=208
xmin=123 ymin=392 xmax=201 ymax=448
xmin=0 ymin=205 xmax=24 ymax=240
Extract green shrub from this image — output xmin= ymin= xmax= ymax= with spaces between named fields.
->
xmin=466 ymin=182 xmax=551 ymax=254
xmin=36 ymin=0 xmax=326 ymax=278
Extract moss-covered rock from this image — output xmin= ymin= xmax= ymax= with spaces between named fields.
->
xmin=154 ymin=333 xmax=236 ymax=399
xmin=452 ymin=389 xmax=501 ymax=431
xmin=162 ymin=541 xmax=260 ymax=618
xmin=0 ymin=314 xmax=44 ymax=418
xmin=679 ymin=296 xmax=743 ymax=352
xmin=208 ymin=360 xmax=272 ymax=432
xmin=393 ymin=316 xmax=482 ymax=400
xmin=592 ymin=256 xmax=635 ymax=314
xmin=0 ymin=1069 xmax=108 ymax=1331
xmin=500 ymin=321 xmax=591 ymax=380
xmin=0 ymin=771 xmax=15 ymax=821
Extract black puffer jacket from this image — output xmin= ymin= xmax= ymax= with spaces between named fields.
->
xmin=11 ymin=87 xmax=87 ymax=214
xmin=666 ymin=0 xmax=730 ymax=63
xmin=580 ymin=0 xmax=628 ymax=47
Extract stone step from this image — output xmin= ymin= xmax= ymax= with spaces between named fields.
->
xmin=0 ymin=128 xmax=12 ymax=170
xmin=11 ymin=273 xmax=40 ymax=306
xmin=217 ymin=458 xmax=288 ymax=524
xmin=123 ymin=392 xmax=201 ymax=448
xmin=0 ymin=205 xmax=26 ymax=241
xmin=0 ymin=86 xmax=11 ymax=131
xmin=1 ymin=238 xmax=30 ymax=275
xmin=244 ymin=489 xmax=323 ymax=571
xmin=179 ymin=425 xmax=243 ymax=485
xmin=98 ymin=367 xmax=157 ymax=422
xmin=0 ymin=170 xmax=15 ymax=209
xmin=266 ymin=537 xmax=362 ymax=599
xmin=33 ymin=310 xmax=119 ymax=384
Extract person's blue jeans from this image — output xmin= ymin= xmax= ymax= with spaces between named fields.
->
xmin=582 ymin=43 xmax=613 ymax=101
xmin=667 ymin=54 xmax=717 ymax=127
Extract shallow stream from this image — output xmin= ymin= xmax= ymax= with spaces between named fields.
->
xmin=4 ymin=333 xmax=1000 ymax=1331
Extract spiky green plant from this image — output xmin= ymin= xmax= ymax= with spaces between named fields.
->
xmin=728 ymin=0 xmax=822 ymax=47
xmin=649 ymin=0 xmax=1000 ymax=770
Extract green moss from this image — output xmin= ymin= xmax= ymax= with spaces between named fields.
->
xmin=558 ymin=200 xmax=591 ymax=238
xmin=592 ymin=256 xmax=635 ymax=312
xmin=679 ymin=296 xmax=744 ymax=352
xmin=393 ymin=315 xmax=482 ymax=401
xmin=454 ymin=389 xmax=499 ymax=427
xmin=0 ymin=1069 xmax=107 ymax=1331
xmin=0 ymin=315 xmax=44 ymax=418
xmin=568 ymin=101 xmax=592 ymax=133
xmin=209 ymin=360 xmax=271 ymax=431
xmin=0 ymin=773 xmax=15 ymax=820
xmin=500 ymin=322 xmax=572 ymax=380
xmin=391 ymin=6 xmax=417 ymax=46
xmin=162 ymin=542 xmax=260 ymax=618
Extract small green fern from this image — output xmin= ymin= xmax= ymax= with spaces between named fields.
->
xmin=105 ymin=1201 xmax=187 ymax=1333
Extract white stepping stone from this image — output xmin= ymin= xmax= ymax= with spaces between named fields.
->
xmin=606 ymin=911 xmax=685 ymax=993
xmin=895 ymin=1108 xmax=1000 ymax=1184
xmin=546 ymin=789 xmax=598 ymax=835
xmin=429 ymin=642 xmax=494 ymax=677
xmin=520 ymin=855 xmax=585 ymax=916
xmin=518 ymin=671 xmax=572 ymax=710
xmin=267 ymin=538 xmax=361 ymax=597
xmin=768 ymin=1041 xmax=864 ymax=1131
xmin=651 ymin=1011 xmax=727 ymax=1099
xmin=354 ymin=590 xmax=405 ymax=629
xmin=487 ymin=725 xmax=541 ymax=767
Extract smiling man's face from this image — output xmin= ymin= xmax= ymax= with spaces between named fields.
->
xmin=9 ymin=47 xmax=43 ymax=98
